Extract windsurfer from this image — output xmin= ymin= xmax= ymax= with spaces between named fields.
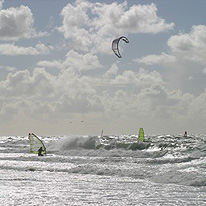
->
xmin=38 ymin=147 xmax=44 ymax=156
xmin=183 ymin=131 xmax=187 ymax=137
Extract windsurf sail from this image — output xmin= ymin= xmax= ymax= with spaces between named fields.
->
xmin=101 ymin=130 xmax=104 ymax=138
xmin=28 ymin=133 xmax=46 ymax=155
xmin=138 ymin=128 xmax=144 ymax=143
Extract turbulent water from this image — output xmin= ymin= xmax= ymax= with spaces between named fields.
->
xmin=0 ymin=134 xmax=205 ymax=205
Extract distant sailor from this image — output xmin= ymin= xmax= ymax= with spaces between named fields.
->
xmin=183 ymin=131 xmax=187 ymax=137
xmin=28 ymin=133 xmax=46 ymax=155
xmin=38 ymin=147 xmax=44 ymax=156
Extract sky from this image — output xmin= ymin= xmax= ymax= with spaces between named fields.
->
xmin=0 ymin=0 xmax=206 ymax=136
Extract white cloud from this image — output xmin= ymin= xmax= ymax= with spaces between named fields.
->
xmin=37 ymin=50 xmax=102 ymax=72
xmin=111 ymin=68 xmax=163 ymax=88
xmin=136 ymin=52 xmax=176 ymax=65
xmin=0 ymin=63 xmax=101 ymax=117
xmin=37 ymin=60 xmax=63 ymax=70
xmin=63 ymin=50 xmax=102 ymax=71
xmin=58 ymin=1 xmax=91 ymax=51
xmin=0 ymin=5 xmax=47 ymax=40
xmin=168 ymin=25 xmax=206 ymax=53
xmin=92 ymin=2 xmax=174 ymax=34
xmin=137 ymin=25 xmax=206 ymax=94
xmin=0 ymin=68 xmax=56 ymax=98
xmin=58 ymin=1 xmax=174 ymax=54
xmin=1 ymin=62 xmax=206 ymax=134
xmin=103 ymin=63 xmax=118 ymax=79
xmin=167 ymin=25 xmax=206 ymax=65
xmin=0 ymin=65 xmax=17 ymax=72
xmin=0 ymin=66 xmax=165 ymax=117
xmin=0 ymin=42 xmax=52 ymax=55
xmin=138 ymin=25 xmax=206 ymax=68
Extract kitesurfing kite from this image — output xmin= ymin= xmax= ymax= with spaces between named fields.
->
xmin=28 ymin=133 xmax=46 ymax=155
xmin=112 ymin=36 xmax=129 ymax=58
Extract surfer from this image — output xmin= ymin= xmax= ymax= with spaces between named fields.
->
xmin=38 ymin=147 xmax=44 ymax=156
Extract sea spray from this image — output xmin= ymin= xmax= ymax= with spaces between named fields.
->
xmin=48 ymin=135 xmax=98 ymax=151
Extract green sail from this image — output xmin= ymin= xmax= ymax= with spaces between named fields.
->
xmin=138 ymin=128 xmax=144 ymax=143
xmin=28 ymin=133 xmax=46 ymax=155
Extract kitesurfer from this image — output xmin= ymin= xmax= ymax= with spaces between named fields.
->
xmin=38 ymin=147 xmax=44 ymax=156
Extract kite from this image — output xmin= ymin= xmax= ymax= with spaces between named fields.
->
xmin=112 ymin=36 xmax=129 ymax=58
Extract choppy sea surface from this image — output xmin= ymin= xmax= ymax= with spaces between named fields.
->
xmin=0 ymin=133 xmax=205 ymax=205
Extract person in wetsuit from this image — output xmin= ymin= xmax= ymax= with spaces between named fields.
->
xmin=38 ymin=147 xmax=44 ymax=156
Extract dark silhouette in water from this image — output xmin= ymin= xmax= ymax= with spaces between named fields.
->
xmin=38 ymin=147 xmax=44 ymax=156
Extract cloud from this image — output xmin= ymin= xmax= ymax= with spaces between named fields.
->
xmin=37 ymin=60 xmax=63 ymax=70
xmin=63 ymin=50 xmax=102 ymax=71
xmin=0 ymin=68 xmax=56 ymax=98
xmin=1 ymin=61 xmax=206 ymax=134
xmin=136 ymin=52 xmax=176 ymax=65
xmin=168 ymin=25 xmax=206 ymax=53
xmin=92 ymin=2 xmax=174 ymax=34
xmin=166 ymin=25 xmax=206 ymax=65
xmin=0 ymin=42 xmax=52 ymax=55
xmin=110 ymin=68 xmax=163 ymax=88
xmin=0 ymin=65 xmax=17 ymax=72
xmin=137 ymin=25 xmax=206 ymax=95
xmin=103 ymin=63 xmax=118 ymax=79
xmin=0 ymin=64 xmax=165 ymax=117
xmin=0 ymin=62 xmax=101 ymax=117
xmin=0 ymin=5 xmax=47 ymax=40
xmin=58 ymin=1 xmax=91 ymax=51
xmin=137 ymin=25 xmax=206 ymax=68
xmin=58 ymin=1 xmax=174 ymax=54
xmin=37 ymin=50 xmax=102 ymax=72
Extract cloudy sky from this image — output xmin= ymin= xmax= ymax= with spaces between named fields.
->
xmin=0 ymin=0 xmax=206 ymax=136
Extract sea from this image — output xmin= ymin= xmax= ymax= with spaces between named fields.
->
xmin=0 ymin=133 xmax=205 ymax=206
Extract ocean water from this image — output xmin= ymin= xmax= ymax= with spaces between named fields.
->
xmin=0 ymin=134 xmax=205 ymax=205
